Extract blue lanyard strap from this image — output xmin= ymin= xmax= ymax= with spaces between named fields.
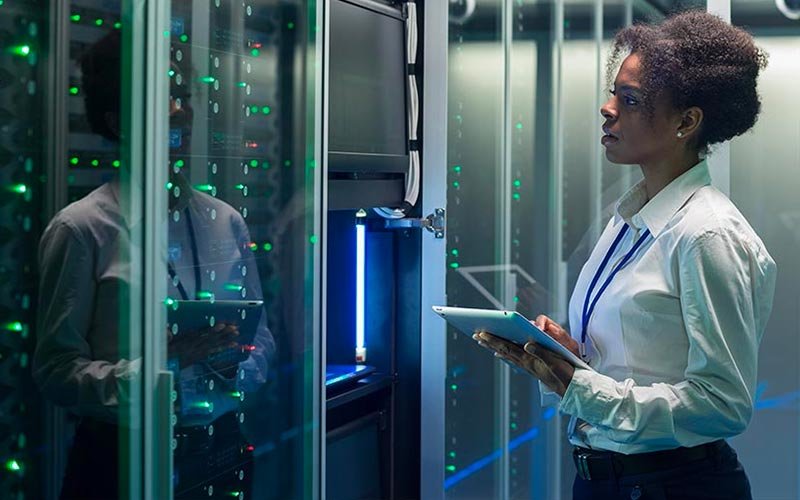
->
xmin=581 ymin=224 xmax=652 ymax=347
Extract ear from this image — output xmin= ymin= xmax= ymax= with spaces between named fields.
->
xmin=676 ymin=106 xmax=703 ymax=141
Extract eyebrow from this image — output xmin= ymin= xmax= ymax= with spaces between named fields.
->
xmin=613 ymin=83 xmax=642 ymax=92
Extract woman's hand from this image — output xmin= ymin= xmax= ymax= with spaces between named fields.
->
xmin=473 ymin=332 xmax=575 ymax=396
xmin=532 ymin=314 xmax=580 ymax=357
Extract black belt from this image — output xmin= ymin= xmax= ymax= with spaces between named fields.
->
xmin=573 ymin=440 xmax=725 ymax=481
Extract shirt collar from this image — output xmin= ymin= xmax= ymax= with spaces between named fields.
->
xmin=615 ymin=159 xmax=712 ymax=237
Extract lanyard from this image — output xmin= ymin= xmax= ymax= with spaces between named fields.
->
xmin=168 ymin=208 xmax=202 ymax=301
xmin=580 ymin=223 xmax=651 ymax=359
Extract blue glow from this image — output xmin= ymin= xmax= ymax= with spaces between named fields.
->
xmin=444 ymin=426 xmax=540 ymax=490
xmin=356 ymin=223 xmax=365 ymax=352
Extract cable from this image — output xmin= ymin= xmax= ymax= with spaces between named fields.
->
xmin=375 ymin=1 xmax=419 ymax=219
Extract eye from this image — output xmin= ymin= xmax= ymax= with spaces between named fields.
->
xmin=623 ymin=95 xmax=638 ymax=106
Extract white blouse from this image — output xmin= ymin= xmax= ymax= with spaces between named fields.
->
xmin=558 ymin=160 xmax=777 ymax=454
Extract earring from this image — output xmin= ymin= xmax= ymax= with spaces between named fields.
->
xmin=677 ymin=132 xmax=684 ymax=138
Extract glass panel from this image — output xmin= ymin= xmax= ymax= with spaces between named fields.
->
xmin=445 ymin=0 xmax=505 ymax=497
xmin=23 ymin=1 xmax=145 ymax=498
xmin=164 ymin=1 xmax=319 ymax=499
xmin=729 ymin=3 xmax=800 ymax=498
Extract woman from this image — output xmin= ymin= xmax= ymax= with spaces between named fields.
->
xmin=475 ymin=11 xmax=776 ymax=500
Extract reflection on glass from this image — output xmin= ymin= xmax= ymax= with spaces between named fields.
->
xmin=34 ymin=28 xmax=138 ymax=499
xmin=167 ymin=1 xmax=317 ymax=499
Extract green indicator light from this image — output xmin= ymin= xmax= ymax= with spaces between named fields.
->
xmin=309 ymin=235 xmax=318 ymax=244
xmin=5 ymin=460 xmax=21 ymax=472
xmin=95 ymin=18 xmax=104 ymax=26
xmin=451 ymin=249 xmax=459 ymax=256
xmin=250 ymin=48 xmax=260 ymax=57
xmin=163 ymin=30 xmax=170 ymax=38
xmin=164 ymin=297 xmax=175 ymax=307
xmin=194 ymin=184 xmax=213 ymax=192
xmin=450 ymin=384 xmax=457 ymax=391
xmin=69 ymin=86 xmax=79 ymax=95
xmin=70 ymin=157 xmax=79 ymax=165
xmin=453 ymin=165 xmax=462 ymax=172
xmin=200 ymin=76 xmax=216 ymax=84
xmin=250 ymin=105 xmax=259 ymax=113
xmin=513 ymin=179 xmax=521 ymax=187
xmin=234 ymin=184 xmax=245 ymax=190
xmin=224 ymin=283 xmax=243 ymax=292
xmin=91 ymin=159 xmax=99 ymax=167
xmin=452 ymin=181 xmax=459 ymax=188
xmin=249 ymin=160 xmax=258 ymax=167
xmin=229 ymin=391 xmax=241 ymax=398
xmin=515 ymin=122 xmax=523 ymax=130
xmin=448 ymin=451 xmax=456 ymax=458
xmin=179 ymin=34 xmax=188 ymax=43
xmin=196 ymin=291 xmax=214 ymax=300
xmin=287 ymin=22 xmax=295 ymax=29
xmin=11 ymin=184 xmax=27 ymax=194
xmin=70 ymin=14 xmax=81 ymax=22
xmin=284 ymin=160 xmax=292 ymax=167
xmin=0 ymin=1 xmax=4 ymax=6
xmin=174 ymin=159 xmax=185 ymax=168
xmin=10 ymin=45 xmax=31 ymax=57
xmin=513 ymin=296 xmax=519 ymax=303
xmin=237 ymin=81 xmax=247 ymax=87
xmin=446 ymin=465 xmax=456 ymax=473
xmin=114 ymin=22 xmax=121 ymax=29
xmin=248 ymin=242 xmax=258 ymax=251
xmin=4 ymin=322 xmax=23 ymax=332
xmin=112 ymin=160 xmax=120 ymax=168
xmin=261 ymin=106 xmax=271 ymax=115
xmin=165 ymin=182 xmax=174 ymax=190
xmin=511 ymin=422 xmax=518 ymax=430
xmin=193 ymin=401 xmax=211 ymax=409
xmin=228 ymin=492 xmax=241 ymax=497
xmin=168 ymin=69 xmax=175 ymax=77
xmin=262 ymin=242 xmax=273 ymax=252
xmin=513 ymin=193 xmax=521 ymax=200
xmin=449 ymin=262 xmax=460 ymax=269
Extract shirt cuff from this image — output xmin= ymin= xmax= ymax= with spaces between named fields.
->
xmin=559 ymin=368 xmax=601 ymax=419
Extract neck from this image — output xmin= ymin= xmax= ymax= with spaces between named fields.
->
xmin=639 ymin=151 xmax=700 ymax=200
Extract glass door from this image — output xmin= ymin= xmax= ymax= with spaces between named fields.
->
xmin=159 ymin=0 xmax=322 ymax=499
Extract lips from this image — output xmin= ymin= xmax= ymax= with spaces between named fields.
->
xmin=601 ymin=125 xmax=618 ymax=145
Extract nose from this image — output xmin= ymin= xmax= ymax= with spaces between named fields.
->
xmin=600 ymin=97 xmax=616 ymax=121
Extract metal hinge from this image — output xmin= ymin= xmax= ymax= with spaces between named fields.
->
xmin=383 ymin=208 xmax=446 ymax=239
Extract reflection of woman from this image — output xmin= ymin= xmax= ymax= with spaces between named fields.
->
xmin=33 ymin=31 xmax=273 ymax=499
xmin=476 ymin=11 xmax=776 ymax=499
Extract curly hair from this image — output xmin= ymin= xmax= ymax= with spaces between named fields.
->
xmin=607 ymin=10 xmax=768 ymax=154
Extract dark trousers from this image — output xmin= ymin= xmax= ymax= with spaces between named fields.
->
xmin=573 ymin=441 xmax=752 ymax=500
xmin=60 ymin=419 xmax=121 ymax=500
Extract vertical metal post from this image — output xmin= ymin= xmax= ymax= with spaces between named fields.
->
xmin=43 ymin=2 xmax=70 ymax=498
xmin=419 ymin=0 xmax=448 ymax=497
xmin=496 ymin=0 xmax=514 ymax=498
xmin=706 ymin=0 xmax=731 ymax=196
xmin=590 ymin=0 xmax=604 ymax=244
xmin=547 ymin=0 xmax=566 ymax=498
xmin=320 ymin=0 xmax=331 ymax=497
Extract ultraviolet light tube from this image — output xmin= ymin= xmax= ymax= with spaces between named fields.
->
xmin=355 ymin=219 xmax=366 ymax=362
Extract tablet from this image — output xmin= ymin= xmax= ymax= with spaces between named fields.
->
xmin=167 ymin=299 xmax=264 ymax=346
xmin=432 ymin=306 xmax=593 ymax=371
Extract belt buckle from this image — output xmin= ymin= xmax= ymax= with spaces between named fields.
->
xmin=576 ymin=451 xmax=592 ymax=480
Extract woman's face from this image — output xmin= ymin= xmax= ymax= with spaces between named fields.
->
xmin=600 ymin=53 xmax=682 ymax=165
